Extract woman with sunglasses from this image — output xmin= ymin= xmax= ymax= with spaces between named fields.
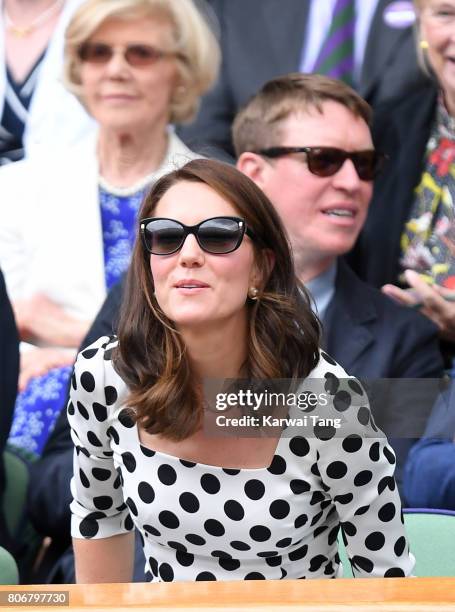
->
xmin=0 ymin=0 xmax=219 ymax=455
xmin=348 ymin=0 xmax=455 ymax=371
xmin=68 ymin=158 xmax=413 ymax=583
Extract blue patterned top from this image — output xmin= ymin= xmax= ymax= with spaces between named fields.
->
xmin=8 ymin=184 xmax=147 ymax=455
xmin=99 ymin=185 xmax=147 ymax=290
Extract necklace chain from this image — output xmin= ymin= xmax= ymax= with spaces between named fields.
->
xmin=3 ymin=0 xmax=64 ymax=37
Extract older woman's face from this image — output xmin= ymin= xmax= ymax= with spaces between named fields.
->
xmin=420 ymin=0 xmax=455 ymax=107
xmin=79 ymin=15 xmax=178 ymax=133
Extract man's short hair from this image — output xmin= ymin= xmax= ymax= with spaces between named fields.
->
xmin=232 ymin=73 xmax=372 ymax=157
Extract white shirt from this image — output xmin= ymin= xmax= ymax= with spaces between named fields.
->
xmin=299 ymin=0 xmax=380 ymax=84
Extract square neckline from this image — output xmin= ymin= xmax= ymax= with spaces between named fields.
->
xmin=132 ymin=421 xmax=287 ymax=473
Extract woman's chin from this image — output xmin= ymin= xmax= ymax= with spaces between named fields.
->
xmin=171 ymin=310 xmax=238 ymax=332
xmin=161 ymin=300 xmax=248 ymax=333
xmin=174 ymin=317 xmax=217 ymax=334
xmin=168 ymin=308 xmax=215 ymax=329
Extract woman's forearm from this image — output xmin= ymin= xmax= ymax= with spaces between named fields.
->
xmin=73 ymin=532 xmax=135 ymax=584
xmin=56 ymin=318 xmax=91 ymax=348
xmin=14 ymin=294 xmax=91 ymax=348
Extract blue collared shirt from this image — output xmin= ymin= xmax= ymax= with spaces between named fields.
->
xmin=304 ymin=261 xmax=337 ymax=321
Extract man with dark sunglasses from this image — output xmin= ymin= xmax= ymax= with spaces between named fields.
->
xmin=234 ymin=73 xmax=444 ymax=495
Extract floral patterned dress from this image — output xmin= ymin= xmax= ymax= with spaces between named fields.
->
xmin=7 ymin=183 xmax=147 ymax=455
xmin=400 ymin=97 xmax=455 ymax=290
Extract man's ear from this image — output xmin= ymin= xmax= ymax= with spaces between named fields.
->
xmin=237 ymin=152 xmax=269 ymax=189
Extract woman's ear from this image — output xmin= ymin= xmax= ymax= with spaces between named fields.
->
xmin=251 ymin=249 xmax=276 ymax=291
xmin=262 ymin=249 xmax=276 ymax=286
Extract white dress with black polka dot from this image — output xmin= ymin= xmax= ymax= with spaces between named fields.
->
xmin=69 ymin=336 xmax=414 ymax=581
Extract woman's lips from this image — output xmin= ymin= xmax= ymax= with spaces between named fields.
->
xmin=174 ymin=280 xmax=210 ymax=288
xmin=174 ymin=280 xmax=210 ymax=295
xmin=101 ymin=94 xmax=138 ymax=102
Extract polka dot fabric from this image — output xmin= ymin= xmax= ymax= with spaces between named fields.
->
xmin=69 ymin=337 xmax=414 ymax=581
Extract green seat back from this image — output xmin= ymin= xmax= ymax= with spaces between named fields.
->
xmin=337 ymin=533 xmax=353 ymax=578
xmin=404 ymin=511 xmax=455 ymax=577
xmin=0 ymin=546 xmax=19 ymax=585
xmin=3 ymin=445 xmax=41 ymax=581
xmin=337 ymin=510 xmax=455 ymax=578
xmin=3 ymin=449 xmax=31 ymax=535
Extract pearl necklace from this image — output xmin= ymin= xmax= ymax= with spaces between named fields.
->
xmin=3 ymin=0 xmax=64 ymax=37
xmin=98 ymin=171 xmax=159 ymax=196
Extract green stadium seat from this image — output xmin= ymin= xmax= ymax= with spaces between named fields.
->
xmin=337 ymin=509 xmax=455 ymax=578
xmin=0 ymin=546 xmax=19 ymax=585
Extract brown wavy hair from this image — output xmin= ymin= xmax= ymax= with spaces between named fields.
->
xmin=114 ymin=158 xmax=320 ymax=440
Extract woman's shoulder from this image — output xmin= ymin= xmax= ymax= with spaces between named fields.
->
xmin=78 ymin=334 xmax=119 ymax=359
xmin=75 ymin=334 xmax=119 ymax=369
xmin=301 ymin=350 xmax=378 ymax=437
xmin=72 ymin=335 xmax=126 ymax=406
xmin=68 ymin=335 xmax=129 ymax=453
xmin=306 ymin=350 xmax=368 ymax=410
xmin=0 ymin=137 xmax=97 ymax=206
xmin=167 ymin=132 xmax=202 ymax=165
xmin=372 ymin=81 xmax=437 ymax=142
xmin=308 ymin=350 xmax=352 ymax=380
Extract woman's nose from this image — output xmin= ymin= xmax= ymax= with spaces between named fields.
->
xmin=178 ymin=233 xmax=205 ymax=266
xmin=104 ymin=49 xmax=130 ymax=75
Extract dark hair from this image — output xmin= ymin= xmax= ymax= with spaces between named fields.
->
xmin=114 ymin=158 xmax=320 ymax=440
xmin=233 ymin=73 xmax=372 ymax=157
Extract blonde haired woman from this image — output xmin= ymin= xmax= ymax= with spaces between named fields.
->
xmin=350 ymin=0 xmax=455 ymax=367
xmin=0 ymin=0 xmax=220 ymax=454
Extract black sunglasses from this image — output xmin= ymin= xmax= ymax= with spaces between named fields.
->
xmin=77 ymin=42 xmax=182 ymax=67
xmin=140 ymin=216 xmax=256 ymax=255
xmin=257 ymin=146 xmax=386 ymax=181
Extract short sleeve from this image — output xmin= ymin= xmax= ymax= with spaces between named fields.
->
xmin=312 ymin=352 xmax=415 ymax=578
xmin=68 ymin=336 xmax=134 ymax=540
